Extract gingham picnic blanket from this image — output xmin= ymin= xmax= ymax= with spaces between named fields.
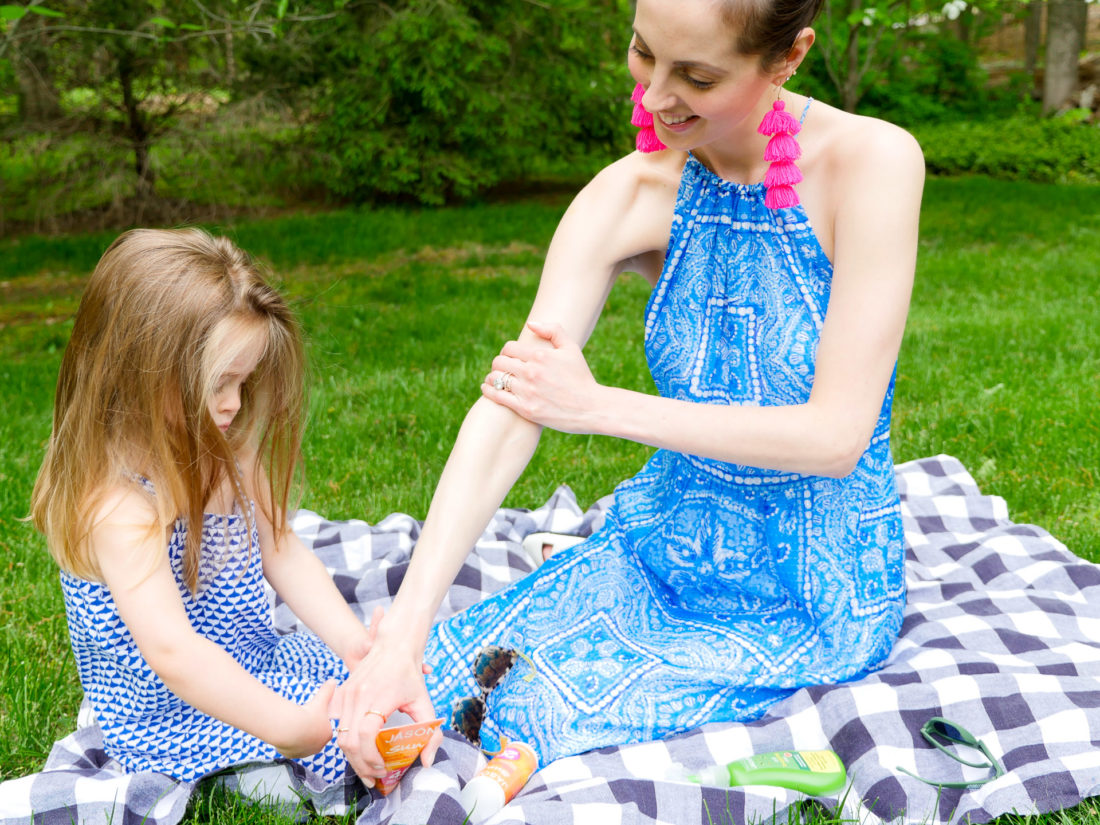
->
xmin=3 ymin=454 xmax=1100 ymax=825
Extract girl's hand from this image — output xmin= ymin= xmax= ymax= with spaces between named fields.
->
xmin=483 ymin=321 xmax=606 ymax=434
xmin=341 ymin=605 xmax=385 ymax=672
xmin=274 ymin=679 xmax=339 ymax=760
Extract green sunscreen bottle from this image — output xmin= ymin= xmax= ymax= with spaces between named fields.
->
xmin=689 ymin=750 xmax=847 ymax=795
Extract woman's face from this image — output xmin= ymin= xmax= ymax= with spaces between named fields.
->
xmin=628 ymin=0 xmax=778 ymax=152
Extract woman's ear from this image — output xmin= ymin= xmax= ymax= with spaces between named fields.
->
xmin=777 ymin=27 xmax=816 ymax=83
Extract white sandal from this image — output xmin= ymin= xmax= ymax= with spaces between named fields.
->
xmin=520 ymin=532 xmax=585 ymax=568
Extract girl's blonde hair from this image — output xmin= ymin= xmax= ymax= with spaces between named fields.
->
xmin=31 ymin=228 xmax=306 ymax=592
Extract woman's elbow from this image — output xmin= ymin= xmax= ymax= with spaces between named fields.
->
xmin=810 ymin=428 xmax=871 ymax=479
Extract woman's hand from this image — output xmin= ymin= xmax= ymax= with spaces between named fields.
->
xmin=331 ymin=621 xmax=442 ymax=786
xmin=483 ymin=321 xmax=607 ymax=434
xmin=274 ymin=679 xmax=339 ymax=759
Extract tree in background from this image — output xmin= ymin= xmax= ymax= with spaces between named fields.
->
xmin=806 ymin=0 xmax=1095 ymax=119
xmin=1042 ymin=0 xmax=1089 ymax=112
xmin=4 ymin=7 xmax=62 ymax=125
xmin=808 ymin=0 xmax=1010 ymax=115
xmin=2 ymin=0 xmax=1095 ymax=229
xmin=309 ymin=0 xmax=633 ymax=205
xmin=0 ymin=0 xmax=340 ymax=226
xmin=1 ymin=0 xmax=633 ymax=223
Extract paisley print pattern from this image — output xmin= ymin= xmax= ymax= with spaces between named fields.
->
xmin=62 ymin=490 xmax=348 ymax=783
xmin=425 ymin=155 xmax=906 ymax=765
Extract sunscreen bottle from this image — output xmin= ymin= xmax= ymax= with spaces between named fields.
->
xmin=458 ymin=741 xmax=538 ymax=823
xmin=690 ymin=749 xmax=846 ymax=795
xmin=373 ymin=718 xmax=443 ymax=796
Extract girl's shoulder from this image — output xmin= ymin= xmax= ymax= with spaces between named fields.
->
xmin=88 ymin=481 xmax=160 ymax=537
xmin=88 ymin=474 xmax=155 ymax=515
xmin=75 ymin=480 xmax=161 ymax=582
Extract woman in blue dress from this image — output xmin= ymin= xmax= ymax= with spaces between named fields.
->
xmin=335 ymin=0 xmax=925 ymax=776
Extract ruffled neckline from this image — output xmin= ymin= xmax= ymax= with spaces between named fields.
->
xmin=681 ymin=153 xmax=819 ymax=232
xmin=685 ymin=152 xmax=769 ymax=194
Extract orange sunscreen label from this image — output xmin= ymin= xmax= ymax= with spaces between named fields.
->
xmin=480 ymin=742 xmax=538 ymax=802
xmin=374 ymin=718 xmax=443 ymax=796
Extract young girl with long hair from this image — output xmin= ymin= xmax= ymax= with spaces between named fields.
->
xmin=31 ymin=228 xmax=373 ymax=785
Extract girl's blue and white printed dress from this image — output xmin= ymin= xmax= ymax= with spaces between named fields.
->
xmin=61 ymin=493 xmax=348 ymax=783
xmin=426 ymin=155 xmax=907 ymax=764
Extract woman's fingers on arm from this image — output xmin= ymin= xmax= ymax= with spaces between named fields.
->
xmin=525 ymin=320 xmax=569 ymax=347
xmin=305 ymin=680 xmax=340 ymax=752
xmin=482 ymin=381 xmax=527 ymax=416
xmin=328 ymin=681 xmax=344 ymax=718
xmin=490 ymin=354 xmax=527 ymax=376
xmin=343 ymin=607 xmax=385 ymax=670
xmin=499 ymin=339 xmax=525 ymax=359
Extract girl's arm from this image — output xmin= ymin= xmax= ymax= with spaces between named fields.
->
xmin=333 ymin=152 xmax=681 ymax=780
xmin=487 ymin=123 xmax=925 ymax=478
xmin=245 ymin=458 xmax=373 ymax=669
xmin=90 ymin=488 xmax=336 ymax=759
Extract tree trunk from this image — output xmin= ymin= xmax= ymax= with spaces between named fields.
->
xmin=1043 ymin=0 xmax=1085 ymax=112
xmin=13 ymin=16 xmax=62 ymax=125
xmin=1074 ymin=0 xmax=1089 ymax=52
xmin=953 ymin=12 xmax=972 ymax=47
xmin=118 ymin=52 xmax=156 ymax=200
xmin=1024 ymin=0 xmax=1043 ymax=97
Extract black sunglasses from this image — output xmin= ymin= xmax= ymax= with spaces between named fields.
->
xmin=898 ymin=717 xmax=1006 ymax=789
xmin=450 ymin=645 xmax=521 ymax=749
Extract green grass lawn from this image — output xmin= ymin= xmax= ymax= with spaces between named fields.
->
xmin=1 ymin=176 xmax=1099 ymax=823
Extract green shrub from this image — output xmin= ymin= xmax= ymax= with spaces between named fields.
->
xmin=0 ymin=110 xmax=330 ymax=232
xmin=0 ymin=133 xmax=133 ymax=231
xmin=311 ymin=0 xmax=634 ymax=206
xmin=913 ymin=116 xmax=1100 ymax=184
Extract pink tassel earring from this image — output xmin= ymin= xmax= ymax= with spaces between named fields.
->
xmin=631 ymin=83 xmax=667 ymax=153
xmin=758 ymin=95 xmax=802 ymax=209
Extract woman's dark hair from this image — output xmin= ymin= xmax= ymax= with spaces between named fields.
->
xmin=721 ymin=0 xmax=826 ymax=70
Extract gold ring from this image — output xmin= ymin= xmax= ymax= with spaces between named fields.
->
xmin=364 ymin=710 xmax=387 ymax=720
xmin=336 ymin=726 xmax=350 ymax=733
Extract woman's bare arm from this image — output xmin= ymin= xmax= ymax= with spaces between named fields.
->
xmin=487 ymin=122 xmax=924 ymax=478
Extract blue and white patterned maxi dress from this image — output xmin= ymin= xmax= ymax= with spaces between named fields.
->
xmin=425 ymin=154 xmax=907 ymax=765
xmin=61 ymin=487 xmax=349 ymax=783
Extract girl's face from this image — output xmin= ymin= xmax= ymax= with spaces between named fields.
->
xmin=628 ymin=0 xmax=779 ymax=152
xmin=207 ymin=326 xmax=267 ymax=434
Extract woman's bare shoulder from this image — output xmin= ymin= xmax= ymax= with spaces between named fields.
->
xmin=811 ymin=103 xmax=924 ymax=183
xmin=587 ymin=149 xmax=686 ymax=201
xmin=572 ymin=150 xmax=686 ymax=267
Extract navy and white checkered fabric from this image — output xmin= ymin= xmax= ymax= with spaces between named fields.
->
xmin=3 ymin=455 xmax=1099 ymax=825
